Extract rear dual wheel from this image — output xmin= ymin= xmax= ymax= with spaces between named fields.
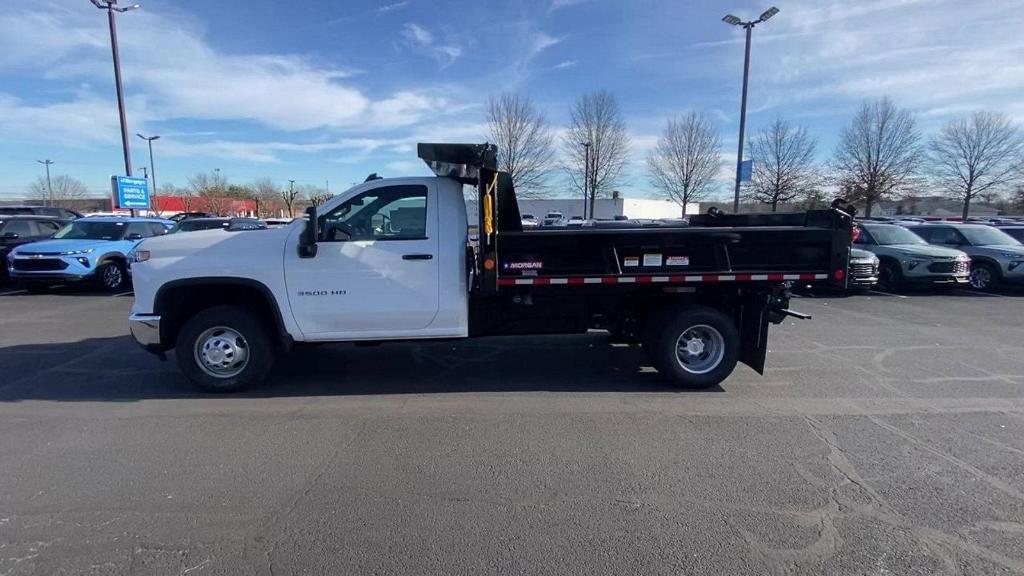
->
xmin=644 ymin=306 xmax=739 ymax=390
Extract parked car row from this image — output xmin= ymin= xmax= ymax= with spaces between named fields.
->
xmin=3 ymin=213 xmax=290 ymax=292
xmin=849 ymin=221 xmax=1024 ymax=292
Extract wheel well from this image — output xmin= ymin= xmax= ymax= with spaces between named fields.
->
xmin=96 ymin=253 xmax=126 ymax=266
xmin=154 ymin=280 xmax=290 ymax=352
xmin=970 ymin=257 xmax=1000 ymax=275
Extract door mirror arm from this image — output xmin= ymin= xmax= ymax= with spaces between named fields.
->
xmin=299 ymin=206 xmax=319 ymax=258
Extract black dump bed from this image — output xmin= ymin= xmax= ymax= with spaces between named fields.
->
xmin=417 ymin=143 xmax=854 ymax=292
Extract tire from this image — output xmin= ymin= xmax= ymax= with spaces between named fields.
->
xmin=877 ymin=261 xmax=903 ymax=292
xmin=175 ymin=305 xmax=275 ymax=392
xmin=95 ymin=260 xmax=127 ymax=292
xmin=968 ymin=262 xmax=998 ymax=291
xmin=643 ymin=305 xmax=739 ymax=389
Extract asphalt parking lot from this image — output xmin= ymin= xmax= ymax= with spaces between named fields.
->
xmin=1 ymin=287 xmax=1023 ymax=575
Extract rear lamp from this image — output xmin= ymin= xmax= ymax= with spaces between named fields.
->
xmin=833 ymin=269 xmax=845 ymax=280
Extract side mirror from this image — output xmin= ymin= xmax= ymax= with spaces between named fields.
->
xmin=2 ymin=232 xmax=18 ymax=239
xmin=298 ymin=206 xmax=318 ymax=258
xmin=126 ymin=233 xmax=144 ymax=240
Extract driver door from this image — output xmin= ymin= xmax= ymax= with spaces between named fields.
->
xmin=285 ymin=183 xmax=440 ymax=338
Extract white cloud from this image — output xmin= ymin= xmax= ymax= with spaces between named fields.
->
xmin=549 ymin=0 xmax=592 ymax=12
xmin=0 ymin=4 xmax=458 ymax=134
xmin=530 ymin=33 xmax=562 ymax=58
xmin=402 ymin=23 xmax=463 ymax=68
xmin=377 ymin=1 xmax=410 ymax=13
xmin=552 ymin=60 xmax=578 ymax=70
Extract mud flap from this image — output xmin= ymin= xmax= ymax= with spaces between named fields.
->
xmin=738 ymin=293 xmax=771 ymax=375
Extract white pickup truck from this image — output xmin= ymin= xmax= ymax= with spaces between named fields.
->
xmin=129 ymin=143 xmax=852 ymax=392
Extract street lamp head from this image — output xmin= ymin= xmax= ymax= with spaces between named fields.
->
xmin=759 ymin=7 xmax=780 ymax=22
xmin=722 ymin=14 xmax=742 ymax=25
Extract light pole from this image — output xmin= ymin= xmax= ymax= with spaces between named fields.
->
xmin=137 ymin=133 xmax=159 ymax=213
xmin=722 ymin=6 xmax=779 ymax=213
xmin=581 ymin=142 xmax=591 ymax=220
xmin=36 ymin=160 xmax=54 ymax=207
xmin=91 ymin=0 xmax=139 ymax=179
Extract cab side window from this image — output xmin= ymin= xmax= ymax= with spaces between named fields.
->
xmin=320 ymin=185 xmax=427 ymax=242
xmin=2 ymin=220 xmax=33 ymax=237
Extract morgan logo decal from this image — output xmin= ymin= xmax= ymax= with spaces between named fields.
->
xmin=503 ymin=261 xmax=544 ymax=270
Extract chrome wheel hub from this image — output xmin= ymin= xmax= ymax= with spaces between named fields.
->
xmin=194 ymin=326 xmax=249 ymax=378
xmin=674 ymin=324 xmax=725 ymax=375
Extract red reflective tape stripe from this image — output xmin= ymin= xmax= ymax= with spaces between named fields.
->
xmin=735 ymin=274 xmax=752 ymax=281
xmin=798 ymin=273 xmax=817 ymax=281
xmin=669 ymin=275 xmax=687 ymax=282
xmin=567 ymin=277 xmax=586 ymax=285
xmin=601 ymin=277 xmax=618 ymax=284
xmin=635 ymin=276 xmax=653 ymax=283
xmin=767 ymin=273 xmax=785 ymax=281
xmin=702 ymin=275 xmax=720 ymax=282
xmin=532 ymin=277 xmax=551 ymax=286
xmin=498 ymin=278 xmax=516 ymax=286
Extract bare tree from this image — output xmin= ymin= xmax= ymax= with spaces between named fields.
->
xmin=279 ymin=181 xmax=301 ymax=217
xmin=746 ymin=118 xmax=820 ymax=212
xmin=28 ymin=175 xmax=88 ymax=202
xmin=832 ymin=97 xmax=922 ymax=217
xmin=485 ymin=92 xmax=555 ymax=198
xmin=646 ymin=112 xmax=722 ymax=210
xmin=928 ymin=111 xmax=1024 ymax=219
xmin=252 ymin=178 xmax=281 ymax=217
xmin=187 ymin=171 xmax=229 ymax=215
xmin=563 ymin=90 xmax=631 ymax=217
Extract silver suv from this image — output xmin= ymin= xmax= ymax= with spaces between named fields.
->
xmin=907 ymin=223 xmax=1024 ymax=290
xmin=853 ymin=222 xmax=970 ymax=290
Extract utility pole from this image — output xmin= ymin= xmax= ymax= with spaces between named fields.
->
xmin=91 ymin=0 xmax=140 ymax=214
xmin=37 ymin=160 xmax=54 ymax=207
xmin=137 ymin=133 xmax=159 ymax=214
xmin=581 ymin=142 xmax=591 ymax=220
xmin=288 ymin=179 xmax=296 ymax=218
xmin=722 ymin=6 xmax=779 ymax=213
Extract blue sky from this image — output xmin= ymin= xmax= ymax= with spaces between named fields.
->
xmin=1 ymin=0 xmax=1022 ymax=199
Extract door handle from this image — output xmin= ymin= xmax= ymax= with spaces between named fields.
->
xmin=402 ymin=253 xmax=433 ymax=260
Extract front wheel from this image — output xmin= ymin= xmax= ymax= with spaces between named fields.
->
xmin=96 ymin=260 xmax=127 ymax=292
xmin=644 ymin=306 xmax=739 ymax=389
xmin=877 ymin=261 xmax=903 ymax=292
xmin=176 ymin=306 xmax=275 ymax=392
xmin=968 ymin=262 xmax=998 ymax=291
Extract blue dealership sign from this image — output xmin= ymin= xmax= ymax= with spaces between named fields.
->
xmin=738 ymin=160 xmax=753 ymax=182
xmin=111 ymin=175 xmax=150 ymax=209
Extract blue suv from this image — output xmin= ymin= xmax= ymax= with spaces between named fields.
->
xmin=6 ymin=217 xmax=172 ymax=292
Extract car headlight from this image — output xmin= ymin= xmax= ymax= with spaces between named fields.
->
xmin=905 ymin=259 xmax=923 ymax=270
xmin=1010 ymin=261 xmax=1024 ymax=271
xmin=999 ymin=252 xmax=1022 ymax=259
xmin=60 ymin=248 xmax=94 ymax=256
xmin=956 ymin=254 xmax=971 ymax=262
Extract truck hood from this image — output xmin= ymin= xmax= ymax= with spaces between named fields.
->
xmin=884 ymin=244 xmax=965 ymax=259
xmin=139 ymin=226 xmax=293 ymax=263
xmin=13 ymin=238 xmax=115 ymax=254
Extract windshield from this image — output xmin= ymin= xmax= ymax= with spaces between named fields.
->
xmin=175 ymin=220 xmax=228 ymax=233
xmin=960 ymin=226 xmax=1021 ymax=246
xmin=868 ymin=225 xmax=927 ymax=245
xmin=53 ymin=221 xmax=127 ymax=241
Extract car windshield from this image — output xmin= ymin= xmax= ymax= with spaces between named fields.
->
xmin=175 ymin=220 xmax=228 ymax=232
xmin=869 ymin=225 xmax=927 ymax=245
xmin=960 ymin=226 xmax=1021 ymax=246
xmin=53 ymin=221 xmax=126 ymax=241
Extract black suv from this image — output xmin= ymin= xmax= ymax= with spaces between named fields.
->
xmin=0 ymin=215 xmax=68 ymax=282
xmin=0 ymin=206 xmax=82 ymax=220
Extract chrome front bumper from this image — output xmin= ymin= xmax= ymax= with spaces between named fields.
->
xmin=129 ymin=313 xmax=162 ymax=351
